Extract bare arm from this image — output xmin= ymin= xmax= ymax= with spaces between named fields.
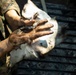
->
xmin=5 ymin=10 xmax=35 ymax=31
xmin=5 ymin=10 xmax=21 ymax=30
xmin=0 ymin=38 xmax=13 ymax=57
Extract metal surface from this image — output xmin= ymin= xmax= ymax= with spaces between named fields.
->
xmin=13 ymin=1 xmax=76 ymax=75
xmin=40 ymin=0 xmax=47 ymax=12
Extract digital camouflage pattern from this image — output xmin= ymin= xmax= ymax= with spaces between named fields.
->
xmin=0 ymin=16 xmax=4 ymax=33
xmin=0 ymin=0 xmax=20 ymax=34
xmin=0 ymin=0 xmax=20 ymax=75
xmin=0 ymin=0 xmax=20 ymax=15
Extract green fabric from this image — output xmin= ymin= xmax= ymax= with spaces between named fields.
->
xmin=0 ymin=0 xmax=20 ymax=15
xmin=0 ymin=0 xmax=20 ymax=38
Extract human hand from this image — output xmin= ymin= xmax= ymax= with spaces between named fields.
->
xmin=19 ymin=18 xmax=35 ymax=27
xmin=8 ymin=19 xmax=53 ymax=46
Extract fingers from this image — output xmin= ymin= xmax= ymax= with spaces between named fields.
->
xmin=36 ymin=24 xmax=53 ymax=31
xmin=35 ymin=31 xmax=53 ymax=39
xmin=33 ymin=19 xmax=48 ymax=29
xmin=29 ymin=29 xmax=53 ymax=40
xmin=36 ymin=19 xmax=48 ymax=26
xmin=28 ymin=20 xmax=54 ymax=40
xmin=20 ymin=18 xmax=48 ymax=28
xmin=20 ymin=18 xmax=35 ymax=26
xmin=17 ymin=19 xmax=54 ymax=44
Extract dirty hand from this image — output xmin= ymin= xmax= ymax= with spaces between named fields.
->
xmin=9 ymin=19 xmax=53 ymax=46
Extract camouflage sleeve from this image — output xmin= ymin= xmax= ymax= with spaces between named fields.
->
xmin=0 ymin=0 xmax=20 ymax=15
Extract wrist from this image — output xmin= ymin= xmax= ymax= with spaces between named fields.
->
xmin=7 ymin=38 xmax=14 ymax=50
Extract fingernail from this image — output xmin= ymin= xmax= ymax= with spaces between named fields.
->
xmin=50 ymin=31 xmax=54 ymax=33
xmin=51 ymin=24 xmax=54 ymax=27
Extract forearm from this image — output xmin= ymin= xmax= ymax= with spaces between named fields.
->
xmin=0 ymin=38 xmax=13 ymax=57
xmin=0 ymin=0 xmax=20 ymax=30
xmin=5 ymin=10 xmax=21 ymax=31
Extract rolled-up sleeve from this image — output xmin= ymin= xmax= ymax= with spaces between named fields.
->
xmin=0 ymin=0 xmax=20 ymax=15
